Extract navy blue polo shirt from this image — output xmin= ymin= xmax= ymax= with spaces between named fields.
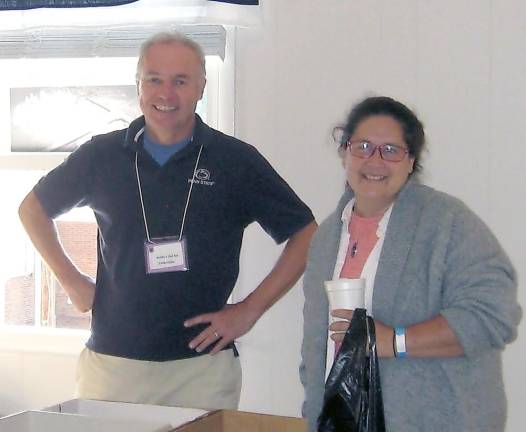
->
xmin=34 ymin=115 xmax=314 ymax=361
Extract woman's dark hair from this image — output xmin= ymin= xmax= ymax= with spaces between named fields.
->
xmin=335 ymin=96 xmax=426 ymax=174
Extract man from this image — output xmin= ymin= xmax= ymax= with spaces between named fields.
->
xmin=18 ymin=32 xmax=316 ymax=410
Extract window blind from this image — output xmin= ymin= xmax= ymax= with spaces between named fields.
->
xmin=0 ymin=24 xmax=226 ymax=59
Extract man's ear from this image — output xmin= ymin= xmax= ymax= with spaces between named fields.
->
xmin=199 ymin=78 xmax=207 ymax=100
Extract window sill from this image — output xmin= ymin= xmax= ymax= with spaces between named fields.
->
xmin=0 ymin=153 xmax=68 ymax=171
xmin=0 ymin=326 xmax=89 ymax=356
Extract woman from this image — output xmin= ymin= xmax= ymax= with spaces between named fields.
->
xmin=300 ymin=96 xmax=521 ymax=432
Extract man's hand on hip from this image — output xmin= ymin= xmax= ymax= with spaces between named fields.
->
xmin=59 ymin=270 xmax=96 ymax=313
xmin=184 ymin=301 xmax=261 ymax=355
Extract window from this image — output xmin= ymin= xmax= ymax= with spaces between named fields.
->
xmin=0 ymin=53 xmax=226 ymax=330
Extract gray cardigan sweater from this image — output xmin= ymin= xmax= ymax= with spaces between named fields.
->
xmin=300 ymin=180 xmax=521 ymax=432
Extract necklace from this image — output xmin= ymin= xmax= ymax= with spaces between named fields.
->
xmin=350 ymin=241 xmax=358 ymax=258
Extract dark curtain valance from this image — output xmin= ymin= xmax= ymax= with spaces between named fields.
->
xmin=0 ymin=0 xmax=137 ymax=10
xmin=210 ymin=1 xmax=258 ymax=4
xmin=0 ymin=0 xmax=258 ymax=11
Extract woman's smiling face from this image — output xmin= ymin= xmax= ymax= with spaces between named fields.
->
xmin=344 ymin=114 xmax=415 ymax=216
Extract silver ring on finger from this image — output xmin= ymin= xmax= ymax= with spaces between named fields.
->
xmin=213 ymin=331 xmax=220 ymax=338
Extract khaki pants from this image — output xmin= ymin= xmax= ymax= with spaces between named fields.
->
xmin=75 ymin=347 xmax=242 ymax=410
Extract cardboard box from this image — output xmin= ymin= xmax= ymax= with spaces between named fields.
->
xmin=42 ymin=399 xmax=307 ymax=431
xmin=45 ymin=398 xmax=208 ymax=429
xmin=174 ymin=409 xmax=307 ymax=432
xmin=0 ymin=410 xmax=173 ymax=432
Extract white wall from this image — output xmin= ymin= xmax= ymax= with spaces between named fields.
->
xmin=1 ymin=0 xmax=524 ymax=429
xmin=0 ymin=329 xmax=86 ymax=416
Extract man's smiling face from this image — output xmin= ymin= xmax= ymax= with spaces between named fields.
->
xmin=138 ymin=41 xmax=205 ymax=145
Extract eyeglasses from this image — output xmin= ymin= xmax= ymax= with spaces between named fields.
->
xmin=346 ymin=140 xmax=409 ymax=162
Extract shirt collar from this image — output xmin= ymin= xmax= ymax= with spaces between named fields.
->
xmin=341 ymin=197 xmax=355 ymax=223
xmin=340 ymin=197 xmax=393 ymax=237
xmin=123 ymin=114 xmax=212 ymax=151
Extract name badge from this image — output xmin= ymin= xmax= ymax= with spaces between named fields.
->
xmin=144 ymin=237 xmax=189 ymax=273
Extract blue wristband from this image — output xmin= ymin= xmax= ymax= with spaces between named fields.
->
xmin=394 ymin=327 xmax=407 ymax=358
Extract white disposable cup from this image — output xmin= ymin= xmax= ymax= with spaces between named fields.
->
xmin=324 ymin=278 xmax=366 ymax=320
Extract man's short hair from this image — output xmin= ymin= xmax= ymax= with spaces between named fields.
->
xmin=136 ymin=31 xmax=206 ymax=82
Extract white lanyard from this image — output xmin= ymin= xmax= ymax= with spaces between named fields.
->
xmin=134 ymin=129 xmax=204 ymax=243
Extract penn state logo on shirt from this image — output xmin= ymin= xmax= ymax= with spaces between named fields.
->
xmin=188 ymin=168 xmax=215 ymax=186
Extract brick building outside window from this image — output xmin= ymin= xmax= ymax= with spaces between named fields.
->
xmin=4 ymin=220 xmax=96 ymax=330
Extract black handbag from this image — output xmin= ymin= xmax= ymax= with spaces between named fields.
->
xmin=317 ymin=308 xmax=386 ymax=432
